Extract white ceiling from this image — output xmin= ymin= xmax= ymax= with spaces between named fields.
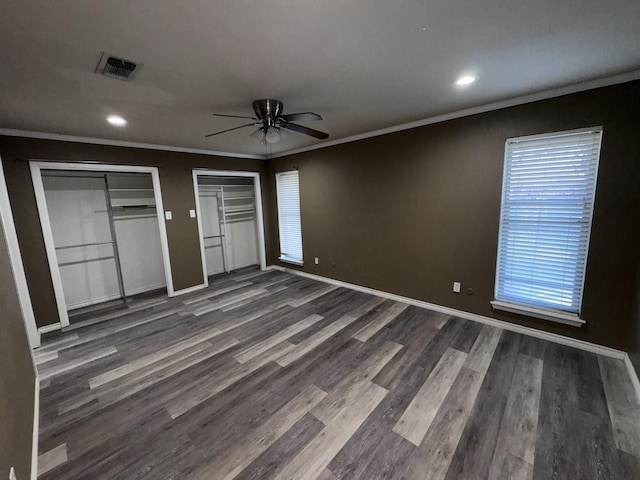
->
xmin=1 ymin=1 xmax=639 ymax=158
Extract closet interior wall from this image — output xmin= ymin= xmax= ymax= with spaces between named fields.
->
xmin=42 ymin=170 xmax=165 ymax=311
xmin=197 ymin=176 xmax=259 ymax=276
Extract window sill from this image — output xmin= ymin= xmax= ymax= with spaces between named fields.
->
xmin=279 ymin=256 xmax=303 ymax=267
xmin=491 ymin=300 xmax=585 ymax=327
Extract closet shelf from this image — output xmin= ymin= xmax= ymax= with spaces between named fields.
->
xmin=225 ymin=205 xmax=255 ymax=215
xmin=111 ymin=204 xmax=157 ymax=209
xmin=55 ymin=240 xmax=114 ymax=251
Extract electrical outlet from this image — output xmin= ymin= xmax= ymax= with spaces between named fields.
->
xmin=453 ymin=282 xmax=461 ymax=293
xmin=314 ymin=257 xmax=319 ymax=265
xmin=189 ymin=209 xmax=196 ymax=218
xmin=165 ymin=211 xmax=172 ymax=220
xmin=9 ymin=466 xmax=17 ymax=480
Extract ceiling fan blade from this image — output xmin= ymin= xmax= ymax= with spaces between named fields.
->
xmin=205 ymin=122 xmax=257 ymax=138
xmin=281 ymin=122 xmax=329 ymax=140
xmin=280 ymin=112 xmax=323 ymax=122
xmin=212 ymin=113 xmax=257 ymax=120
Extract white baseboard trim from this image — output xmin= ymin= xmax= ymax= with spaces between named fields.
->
xmin=624 ymin=354 xmax=640 ymax=404
xmin=172 ymin=283 xmax=207 ymax=297
xmin=38 ymin=323 xmax=62 ymax=334
xmin=269 ymin=266 xmax=626 ymax=360
xmin=31 ymin=375 xmax=40 ymax=480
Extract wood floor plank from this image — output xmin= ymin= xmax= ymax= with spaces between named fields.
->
xmin=38 ymin=443 xmax=68 ymax=477
xmin=487 ymin=353 xmax=543 ymax=480
xmin=39 ymin=346 xmax=118 ymax=380
xmin=182 ymin=281 xmax=253 ymax=304
xmin=317 ymin=469 xmax=339 ymax=480
xmin=533 ymin=343 xmax=620 ymax=480
xmin=192 ymin=288 xmax=268 ymax=316
xmin=35 ymin=350 xmax=59 ymax=364
xmin=464 ymin=324 xmax=503 ymax=374
xmin=312 ymin=340 xmax=403 ymax=424
xmin=165 ymin=341 xmax=293 ymax=418
xmin=89 ymin=326 xmax=224 ymax=388
xmin=187 ymin=384 xmax=327 ymax=480
xmin=618 ymin=449 xmax=640 ymax=479
xmin=58 ymin=336 xmax=239 ymax=416
xmin=276 ymin=314 xmax=359 ymax=367
xmin=352 ymin=302 xmax=409 ymax=342
xmin=356 ymin=432 xmax=416 ymax=480
xmin=599 ymin=356 xmax=640 ymax=458
xmin=34 ymin=268 xmax=640 ymax=480
xmin=449 ymin=319 xmax=484 ymax=353
xmin=444 ymin=331 xmax=522 ymax=480
xmin=273 ymin=381 xmax=388 ymax=480
xmin=233 ymin=413 xmax=326 ymax=480
xmin=403 ymin=367 xmax=485 ymax=480
xmin=393 ymin=347 xmax=468 ymax=446
xmin=234 ymin=313 xmax=324 ymax=363
xmin=287 ymin=284 xmax=339 ymax=307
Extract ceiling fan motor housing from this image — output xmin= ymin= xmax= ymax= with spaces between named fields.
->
xmin=253 ymin=99 xmax=283 ymax=122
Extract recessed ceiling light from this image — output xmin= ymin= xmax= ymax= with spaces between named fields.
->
xmin=107 ymin=115 xmax=127 ymax=127
xmin=455 ymin=75 xmax=476 ymax=86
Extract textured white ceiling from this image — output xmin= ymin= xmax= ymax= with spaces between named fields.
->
xmin=1 ymin=1 xmax=639 ymax=157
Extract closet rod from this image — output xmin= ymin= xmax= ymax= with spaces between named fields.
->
xmin=59 ymin=255 xmax=115 ymax=268
xmin=55 ymin=240 xmax=114 ymax=251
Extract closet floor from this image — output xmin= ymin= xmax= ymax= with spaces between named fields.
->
xmin=35 ymin=268 xmax=640 ymax=479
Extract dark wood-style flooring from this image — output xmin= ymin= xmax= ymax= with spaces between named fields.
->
xmin=35 ymin=268 xmax=640 ymax=479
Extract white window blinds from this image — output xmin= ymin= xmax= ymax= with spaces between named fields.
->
xmin=494 ymin=128 xmax=602 ymax=318
xmin=276 ymin=171 xmax=303 ymax=264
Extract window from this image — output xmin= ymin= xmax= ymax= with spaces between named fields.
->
xmin=276 ymin=170 xmax=303 ymax=265
xmin=492 ymin=128 xmax=602 ymax=326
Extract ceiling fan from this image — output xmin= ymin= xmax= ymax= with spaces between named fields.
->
xmin=206 ymin=99 xmax=329 ymax=144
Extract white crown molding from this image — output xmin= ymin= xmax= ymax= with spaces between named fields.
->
xmin=0 ymin=128 xmax=265 ymax=160
xmin=270 ymin=69 xmax=640 ymax=159
xmin=268 ymin=265 xmax=627 ymax=360
xmin=2 ymin=70 xmax=639 ymax=161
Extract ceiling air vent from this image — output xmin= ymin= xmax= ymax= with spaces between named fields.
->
xmin=95 ymin=52 xmax=141 ymax=81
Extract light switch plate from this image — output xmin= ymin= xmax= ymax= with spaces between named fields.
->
xmin=453 ymin=282 xmax=461 ymax=293
xmin=165 ymin=211 xmax=172 ymax=220
xmin=189 ymin=209 xmax=196 ymax=218
xmin=314 ymin=257 xmax=319 ymax=265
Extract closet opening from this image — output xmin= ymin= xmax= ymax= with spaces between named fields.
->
xmin=193 ymin=170 xmax=266 ymax=286
xmin=31 ymin=162 xmax=173 ymax=330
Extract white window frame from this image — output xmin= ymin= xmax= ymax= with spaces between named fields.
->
xmin=491 ymin=127 xmax=603 ymax=327
xmin=275 ymin=170 xmax=303 ymax=266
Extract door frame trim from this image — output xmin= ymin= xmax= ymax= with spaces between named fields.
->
xmin=30 ymin=161 xmax=175 ymax=328
xmin=192 ymin=169 xmax=267 ymax=287
xmin=0 ymin=154 xmax=40 ymax=347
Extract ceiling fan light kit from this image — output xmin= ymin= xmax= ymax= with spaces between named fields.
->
xmin=207 ymin=99 xmax=329 ymax=144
